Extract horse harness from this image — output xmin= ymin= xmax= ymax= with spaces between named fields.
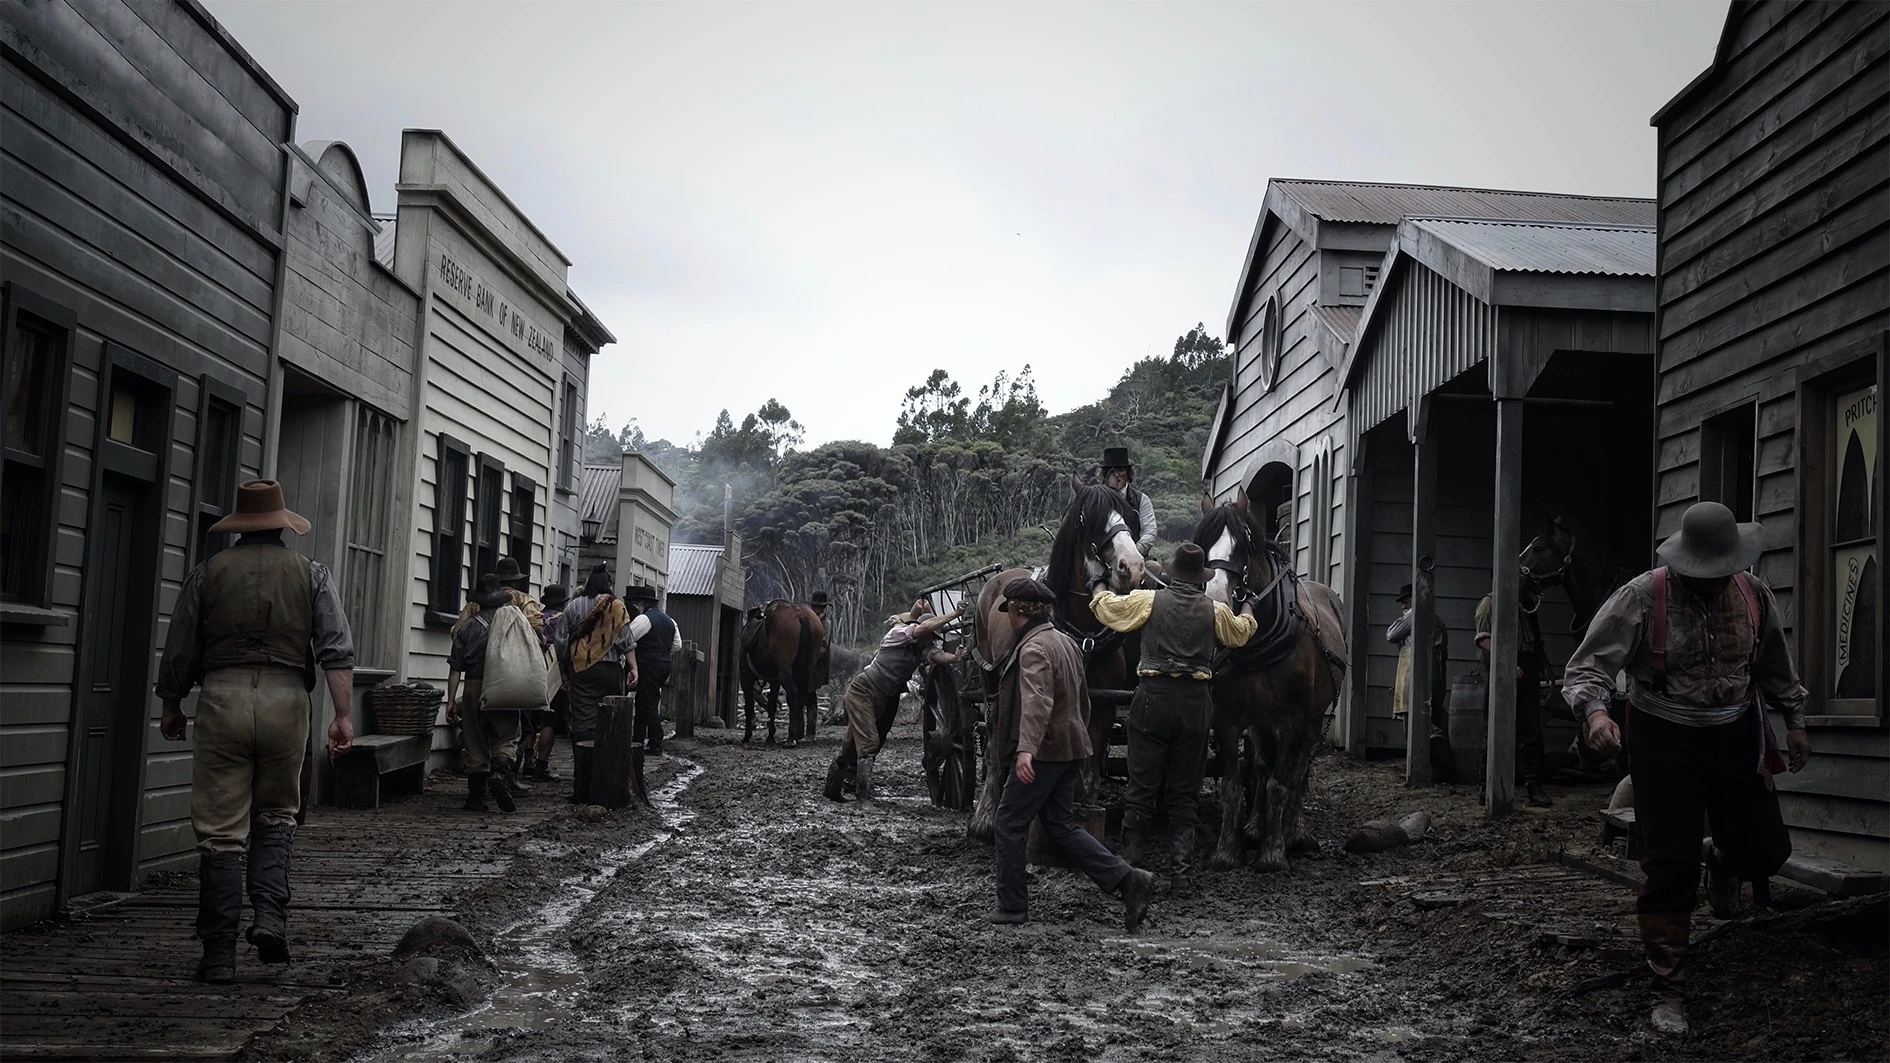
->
xmin=1218 ymin=544 xmax=1346 ymax=694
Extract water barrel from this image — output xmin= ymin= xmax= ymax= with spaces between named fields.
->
xmin=1448 ymin=673 xmax=1488 ymax=787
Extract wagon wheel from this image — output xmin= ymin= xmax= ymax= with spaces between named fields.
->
xmin=921 ymin=666 xmax=978 ymax=810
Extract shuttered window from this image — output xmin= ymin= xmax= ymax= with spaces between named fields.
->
xmin=429 ymin=434 xmax=472 ymax=620
xmin=345 ymin=409 xmax=397 ymax=668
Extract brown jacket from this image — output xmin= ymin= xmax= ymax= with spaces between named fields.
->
xmin=995 ymin=622 xmax=1091 ymax=763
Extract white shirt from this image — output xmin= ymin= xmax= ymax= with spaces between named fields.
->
xmin=627 ymin=612 xmax=684 ymax=653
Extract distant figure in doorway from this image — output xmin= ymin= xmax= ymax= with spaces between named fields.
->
xmin=1387 ymin=583 xmax=1452 ymax=779
xmin=156 ymin=480 xmax=356 ymax=984
xmin=1476 ymin=578 xmax=1552 ymax=808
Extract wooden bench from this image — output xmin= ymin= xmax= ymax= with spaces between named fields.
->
xmin=1598 ymin=807 xmax=1888 ymax=898
xmin=333 ymin=733 xmax=430 ymax=809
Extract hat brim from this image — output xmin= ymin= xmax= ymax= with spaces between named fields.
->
xmin=208 ymin=507 xmax=311 ymax=536
xmin=1657 ymin=521 xmax=1764 ymax=579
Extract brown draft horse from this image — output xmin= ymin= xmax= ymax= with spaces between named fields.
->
xmin=966 ymin=479 xmax=1147 ymax=842
xmin=1195 ymin=490 xmax=1348 ymax=872
xmin=742 ymin=599 xmax=829 ymax=747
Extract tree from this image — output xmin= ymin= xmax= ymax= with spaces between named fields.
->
xmin=893 ymin=369 xmax=970 ymax=445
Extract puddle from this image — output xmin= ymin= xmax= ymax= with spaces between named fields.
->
xmin=1125 ymin=933 xmax=1375 ymax=978
xmin=354 ymin=758 xmax=706 ymax=1061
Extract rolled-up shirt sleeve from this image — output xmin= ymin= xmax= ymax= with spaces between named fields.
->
xmin=309 ymin=560 xmax=355 ymax=670
xmin=1090 ymin=588 xmax=1155 ymax=632
xmin=1562 ymin=582 xmax=1646 ymax=719
xmin=155 ymin=565 xmax=207 ymax=701
xmin=1386 ymin=610 xmax=1413 ymax=645
xmin=1212 ymin=600 xmax=1257 ymax=647
xmin=1753 ymin=581 xmax=1809 ymax=730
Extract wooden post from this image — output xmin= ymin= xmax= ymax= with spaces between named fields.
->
xmin=593 ymin=694 xmax=637 ymax=809
xmin=1407 ymin=399 xmax=1437 ymax=786
xmin=674 ymin=642 xmax=696 ymax=739
xmin=1341 ymin=431 xmax=1372 ymax=754
xmin=1485 ymin=397 xmax=1523 ymax=819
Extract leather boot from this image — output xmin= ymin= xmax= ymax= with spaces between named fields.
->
xmin=533 ymin=741 xmax=562 ymax=781
xmin=1704 ymin=841 xmax=1740 ymax=919
xmin=1117 ymin=867 xmax=1157 ymax=933
xmin=1639 ymin=912 xmax=1690 ymax=1036
xmin=824 ymin=757 xmax=848 ymax=802
xmin=1169 ymin=827 xmax=1196 ymax=896
xmin=569 ymin=743 xmax=592 ymax=805
xmin=487 ymin=764 xmax=517 ymax=813
xmin=1524 ymin=749 xmax=1553 ymax=808
xmin=244 ymin=825 xmax=293 ymax=964
xmin=502 ymin=756 xmax=532 ymax=797
xmin=1121 ymin=825 xmax=1149 ymax=869
xmin=517 ymin=746 xmax=538 ymax=783
xmin=855 ymin=754 xmax=877 ymax=803
xmin=464 ymin=772 xmax=490 ymax=812
xmin=195 ymin=852 xmax=244 ymax=983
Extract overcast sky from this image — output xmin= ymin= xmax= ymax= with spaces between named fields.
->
xmin=208 ymin=0 xmax=1727 ymax=449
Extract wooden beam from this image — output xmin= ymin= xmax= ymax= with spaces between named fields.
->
xmin=1486 ymin=397 xmax=1523 ymax=819
xmin=1406 ymin=397 xmax=1437 ymax=786
xmin=1342 ymin=432 xmax=1373 ymax=753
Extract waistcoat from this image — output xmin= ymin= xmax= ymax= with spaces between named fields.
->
xmin=1140 ymin=584 xmax=1217 ymax=677
xmin=202 ymin=542 xmax=312 ymax=676
xmin=636 ymin=608 xmax=676 ymax=667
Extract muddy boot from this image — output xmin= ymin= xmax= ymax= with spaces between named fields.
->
xmin=517 ymin=747 xmax=538 ymax=785
xmin=244 ymin=825 xmax=293 ymax=965
xmin=1169 ymin=828 xmax=1196 ymax=896
xmin=533 ymin=743 xmax=562 ymax=782
xmin=1121 ymin=825 xmax=1149 ymax=869
xmin=1639 ymin=912 xmax=1690 ymax=1036
xmin=1524 ymin=750 xmax=1553 ymax=808
xmin=1117 ymin=868 xmax=1157 ymax=934
xmin=487 ymin=766 xmax=517 ymax=813
xmin=464 ymin=773 xmax=490 ymax=812
xmin=854 ymin=754 xmax=877 ymax=803
xmin=986 ymin=908 xmax=1028 ymax=925
xmin=824 ymin=757 xmax=848 ymax=802
xmin=195 ymin=852 xmax=243 ymax=984
xmin=500 ymin=756 xmax=532 ymax=798
xmin=1703 ymin=842 xmax=1742 ymax=919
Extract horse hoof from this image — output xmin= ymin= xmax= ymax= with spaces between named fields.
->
xmin=1253 ymin=855 xmax=1290 ymax=874
xmin=1208 ymin=851 xmax=1240 ymax=872
xmin=1243 ymin=825 xmax=1265 ymax=846
xmin=1289 ymin=835 xmax=1321 ymax=856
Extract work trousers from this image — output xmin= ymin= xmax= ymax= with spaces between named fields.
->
xmin=566 ymin=660 xmax=624 ymax=741
xmin=1630 ymin=705 xmax=1791 ymax=915
xmin=1122 ymin=674 xmax=1214 ymax=832
xmin=994 ymin=758 xmax=1131 ymax=914
xmin=635 ymin=660 xmax=671 ymax=750
xmin=459 ymin=680 xmax=522 ymax=775
xmin=838 ymin=675 xmax=886 ymax=763
xmin=192 ymin=665 xmax=309 ymax=856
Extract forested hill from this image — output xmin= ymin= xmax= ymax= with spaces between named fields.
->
xmin=585 ymin=325 xmax=1229 ymax=649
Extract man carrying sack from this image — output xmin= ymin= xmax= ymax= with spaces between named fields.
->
xmin=1090 ymin=542 xmax=1255 ymax=892
xmin=1564 ymin=501 xmax=1812 ymax=1037
xmin=447 ymin=574 xmax=547 ymax=813
xmin=986 ymin=577 xmax=1157 ymax=931
xmin=155 ymin=480 xmax=356 ymax=983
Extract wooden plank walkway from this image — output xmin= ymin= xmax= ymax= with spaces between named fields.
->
xmin=0 ymin=754 xmax=574 ymax=1062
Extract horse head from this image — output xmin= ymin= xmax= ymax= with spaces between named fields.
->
xmin=1053 ymin=478 xmax=1144 ymax=596
xmin=1519 ymin=513 xmax=1576 ymax=586
xmin=1196 ymin=488 xmax=1278 ymax=606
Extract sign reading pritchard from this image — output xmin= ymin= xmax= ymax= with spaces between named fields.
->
xmin=433 ymin=247 xmax=558 ymax=362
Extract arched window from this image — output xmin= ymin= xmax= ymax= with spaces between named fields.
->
xmin=1307 ymin=436 xmax=1335 ymax=583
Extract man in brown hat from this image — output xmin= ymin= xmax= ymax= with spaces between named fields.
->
xmin=824 ymin=597 xmax=963 ymax=803
xmin=156 ymin=480 xmax=356 ymax=983
xmin=1564 ymin=501 xmax=1812 ymax=1037
xmin=1090 ymin=542 xmax=1255 ymax=891
xmin=988 ymin=576 xmax=1158 ymax=930
xmin=1096 ymin=445 xmax=1158 ymax=554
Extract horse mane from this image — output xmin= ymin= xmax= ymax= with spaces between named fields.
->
xmin=1046 ymin=485 xmax=1139 ymax=602
xmin=1195 ymin=502 xmax=1294 ymax=587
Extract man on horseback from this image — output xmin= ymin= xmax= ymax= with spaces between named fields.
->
xmin=1564 ymin=502 xmax=1812 ymax=1038
xmin=987 ymin=577 xmax=1158 ymax=931
xmin=1097 ymin=446 xmax=1158 ymax=555
xmin=1089 ymin=543 xmax=1255 ymax=891
xmin=824 ymin=599 xmax=965 ymax=804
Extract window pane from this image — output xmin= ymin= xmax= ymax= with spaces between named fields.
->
xmin=200 ymin=403 xmax=237 ymax=506
xmin=108 ymin=386 xmax=138 ymax=445
xmin=1831 ymin=382 xmax=1878 ymax=700
xmin=6 ymin=321 xmax=53 ymax=454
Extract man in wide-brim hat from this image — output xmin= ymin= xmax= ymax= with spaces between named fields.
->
xmin=623 ymin=585 xmax=681 ymax=757
xmin=1095 ymin=446 xmax=1157 ymax=554
xmin=1563 ymin=501 xmax=1812 ymax=1039
xmin=155 ymin=480 xmax=357 ymax=984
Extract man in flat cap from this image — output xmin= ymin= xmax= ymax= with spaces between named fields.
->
xmin=156 ymin=480 xmax=356 ymax=983
xmin=987 ymin=576 xmax=1157 ymax=931
xmin=1564 ymin=501 xmax=1812 ymax=1038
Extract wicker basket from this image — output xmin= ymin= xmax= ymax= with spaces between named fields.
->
xmin=369 ymin=683 xmax=444 ymax=736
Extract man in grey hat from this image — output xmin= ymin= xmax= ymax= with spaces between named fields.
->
xmin=156 ymin=479 xmax=356 ymax=983
xmin=987 ymin=576 xmax=1157 ymax=931
xmin=1097 ymin=446 xmax=1158 ymax=555
xmin=1564 ymin=501 xmax=1811 ymax=1038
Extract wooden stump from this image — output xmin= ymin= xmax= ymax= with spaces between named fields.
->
xmin=592 ymin=695 xmax=637 ymax=809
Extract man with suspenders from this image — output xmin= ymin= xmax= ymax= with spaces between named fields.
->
xmin=1563 ymin=502 xmax=1812 ymax=1038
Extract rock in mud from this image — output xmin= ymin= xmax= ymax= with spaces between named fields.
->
xmin=391 ymin=916 xmax=495 ymax=1010
xmin=393 ymin=915 xmax=486 ymax=963
xmin=1345 ymin=810 xmax=1432 ymax=854
xmin=577 ymin=803 xmax=611 ymax=822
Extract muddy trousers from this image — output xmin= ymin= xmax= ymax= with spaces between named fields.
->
xmin=1121 ymin=675 xmax=1213 ymax=834
xmin=634 ymin=661 xmax=670 ymax=752
xmin=459 ymin=681 xmax=522 ymax=776
xmin=1629 ymin=706 xmax=1791 ymax=915
xmin=836 ymin=675 xmax=886 ymax=764
xmin=994 ymin=759 xmax=1130 ymax=914
xmin=192 ymin=665 xmax=309 ymax=855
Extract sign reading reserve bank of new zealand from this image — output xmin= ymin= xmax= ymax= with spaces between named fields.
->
xmin=433 ymin=247 xmax=558 ymax=362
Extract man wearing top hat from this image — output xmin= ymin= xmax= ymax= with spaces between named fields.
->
xmin=624 ymin=585 xmax=682 ymax=756
xmin=155 ymin=480 xmax=356 ymax=983
xmin=1096 ymin=446 xmax=1158 ymax=555
xmin=1564 ymin=501 xmax=1812 ymax=1038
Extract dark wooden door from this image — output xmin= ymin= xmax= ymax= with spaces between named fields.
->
xmin=70 ymin=473 xmax=156 ymax=895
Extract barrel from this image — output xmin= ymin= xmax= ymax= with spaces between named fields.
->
xmin=1447 ymin=674 xmax=1488 ymax=787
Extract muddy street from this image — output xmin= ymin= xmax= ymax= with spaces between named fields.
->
xmin=319 ymin=727 xmax=1887 ymax=1063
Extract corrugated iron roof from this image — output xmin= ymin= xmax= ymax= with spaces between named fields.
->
xmin=1409 ymin=218 xmax=1656 ymax=276
xmin=580 ymin=464 xmax=619 ymax=539
xmin=1312 ymin=304 xmax=1362 ymax=340
xmin=372 ymin=217 xmax=397 ymax=271
xmin=1274 ymin=180 xmax=1655 ymax=227
xmin=668 ymin=544 xmax=723 ymax=597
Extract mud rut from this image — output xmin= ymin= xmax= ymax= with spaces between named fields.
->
xmin=352 ymin=732 xmax=1531 ymax=1062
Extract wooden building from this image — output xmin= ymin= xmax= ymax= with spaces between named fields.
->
xmin=666 ymin=537 xmax=747 ymax=725
xmin=0 ymin=0 xmax=295 ymax=927
xmin=548 ymin=296 xmax=612 ymax=592
xmin=1202 ymin=180 xmax=1656 ymax=759
xmin=1651 ymin=0 xmax=1887 ymax=868
xmin=574 ymin=454 xmax=677 ymax=597
xmin=1340 ymin=218 xmax=1658 ymax=812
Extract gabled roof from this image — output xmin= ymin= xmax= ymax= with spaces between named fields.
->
xmin=580 ymin=464 xmax=620 ymax=541
xmin=1651 ymin=1 xmax=1758 ymax=126
xmin=668 ymin=544 xmax=723 ymax=597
